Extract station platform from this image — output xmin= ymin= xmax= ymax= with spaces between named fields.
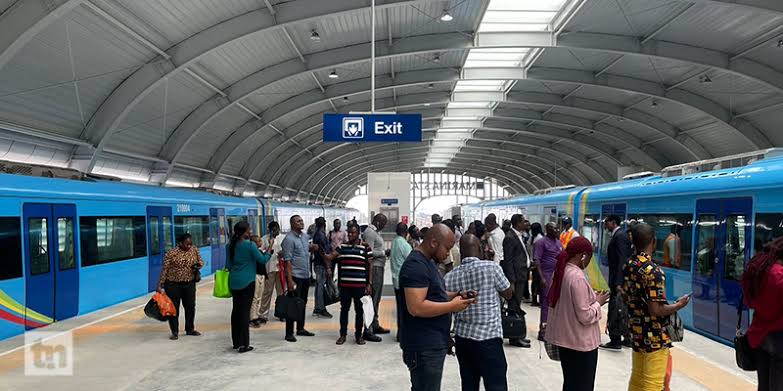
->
xmin=0 ymin=278 xmax=757 ymax=391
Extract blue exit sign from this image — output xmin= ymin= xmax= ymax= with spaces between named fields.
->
xmin=323 ymin=113 xmax=422 ymax=142
xmin=381 ymin=198 xmax=399 ymax=205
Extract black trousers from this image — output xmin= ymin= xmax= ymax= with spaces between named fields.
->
xmin=755 ymin=346 xmax=783 ymax=391
xmin=164 ymin=281 xmax=196 ymax=335
xmin=230 ymin=282 xmax=255 ymax=348
xmin=530 ymin=266 xmax=541 ymax=304
xmin=559 ymin=347 xmax=598 ymax=391
xmin=607 ymin=288 xmax=629 ymax=343
xmin=285 ymin=277 xmax=310 ymax=336
xmin=520 ymin=266 xmax=530 ymax=300
xmin=339 ymin=287 xmax=365 ymax=337
xmin=455 ymin=337 xmax=508 ymax=391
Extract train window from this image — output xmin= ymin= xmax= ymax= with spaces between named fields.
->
xmin=57 ymin=218 xmax=76 ymax=270
xmin=696 ymin=215 xmax=718 ymax=278
xmin=724 ymin=214 xmax=749 ymax=282
xmin=0 ymin=218 xmax=23 ymax=280
xmin=28 ymin=218 xmax=49 ymax=275
xmin=754 ymin=213 xmax=783 ymax=253
xmin=80 ymin=216 xmax=147 ymax=266
xmin=629 ymin=214 xmax=693 ymax=271
xmin=581 ymin=214 xmax=600 ymax=247
xmin=162 ymin=216 xmax=173 ymax=252
xmin=149 ymin=217 xmax=160 ymax=256
xmin=227 ymin=216 xmax=248 ymax=235
xmin=174 ymin=216 xmax=209 ymax=247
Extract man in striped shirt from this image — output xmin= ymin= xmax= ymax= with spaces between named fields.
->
xmin=325 ymin=224 xmax=374 ymax=345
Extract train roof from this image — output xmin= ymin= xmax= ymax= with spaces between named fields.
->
xmin=481 ymin=187 xmax=586 ymax=207
xmin=585 ymin=156 xmax=783 ymax=201
xmin=0 ymin=173 xmax=254 ymax=207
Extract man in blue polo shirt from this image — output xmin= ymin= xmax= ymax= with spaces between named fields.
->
xmin=399 ymin=224 xmax=476 ymax=391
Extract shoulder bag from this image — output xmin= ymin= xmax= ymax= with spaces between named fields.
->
xmin=734 ymin=298 xmax=757 ymax=371
xmin=666 ymin=311 xmax=685 ymax=343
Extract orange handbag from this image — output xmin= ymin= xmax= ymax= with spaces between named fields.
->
xmin=153 ymin=292 xmax=177 ymax=317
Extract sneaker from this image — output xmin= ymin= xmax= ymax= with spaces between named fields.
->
xmin=336 ymin=335 xmax=346 ymax=345
xmin=285 ymin=334 xmax=297 ymax=342
xmin=296 ymin=329 xmax=315 ymax=337
xmin=599 ymin=342 xmax=623 ymax=351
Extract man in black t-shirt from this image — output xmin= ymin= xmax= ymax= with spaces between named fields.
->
xmin=399 ymin=224 xmax=475 ymax=391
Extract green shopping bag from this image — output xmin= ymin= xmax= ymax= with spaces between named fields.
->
xmin=585 ymin=254 xmax=610 ymax=292
xmin=213 ymin=269 xmax=232 ymax=298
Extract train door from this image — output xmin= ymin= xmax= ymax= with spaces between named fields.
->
xmin=598 ymin=204 xmax=626 ymax=276
xmin=248 ymin=209 xmax=259 ymax=236
xmin=22 ymin=203 xmax=79 ymax=329
xmin=693 ymin=198 xmax=752 ymax=341
xmin=209 ymin=208 xmax=226 ymax=272
xmin=147 ymin=206 xmax=173 ymax=292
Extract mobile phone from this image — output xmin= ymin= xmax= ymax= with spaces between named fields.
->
xmin=684 ymin=291 xmax=693 ymax=297
xmin=466 ymin=290 xmax=478 ymax=299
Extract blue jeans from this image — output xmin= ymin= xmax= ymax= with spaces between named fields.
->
xmin=402 ymin=348 xmax=447 ymax=391
xmin=314 ymin=263 xmax=326 ymax=312
xmin=455 ymin=337 xmax=507 ymax=391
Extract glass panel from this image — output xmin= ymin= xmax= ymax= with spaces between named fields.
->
xmin=0 ymin=217 xmax=23 ymax=280
xmin=28 ymin=218 xmax=49 ymax=275
xmin=149 ymin=217 xmax=160 ymax=256
xmin=57 ymin=218 xmax=76 ymax=270
xmin=754 ymin=213 xmax=783 ymax=253
xmin=581 ymin=214 xmax=600 ymax=247
xmin=627 ymin=214 xmax=693 ymax=271
xmin=696 ymin=214 xmax=718 ymax=277
xmin=80 ymin=216 xmax=148 ymax=266
xmin=209 ymin=215 xmax=219 ymax=245
xmin=219 ymin=216 xmax=227 ymax=245
xmin=175 ymin=216 xmax=210 ymax=247
xmin=162 ymin=216 xmax=173 ymax=252
xmin=724 ymin=214 xmax=748 ymax=282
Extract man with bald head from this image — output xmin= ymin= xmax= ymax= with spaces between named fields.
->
xmin=400 ymin=224 xmax=476 ymax=391
xmin=446 ymin=233 xmax=513 ymax=391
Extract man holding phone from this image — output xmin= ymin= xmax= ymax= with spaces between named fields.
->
xmin=445 ymin=233 xmax=514 ymax=391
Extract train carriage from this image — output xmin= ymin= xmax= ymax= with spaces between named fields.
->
xmin=0 ymin=174 xmax=354 ymax=341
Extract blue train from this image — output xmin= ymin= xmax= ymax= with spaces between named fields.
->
xmin=464 ymin=154 xmax=783 ymax=344
xmin=0 ymin=173 xmax=357 ymax=340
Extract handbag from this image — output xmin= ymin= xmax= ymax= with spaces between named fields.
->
xmin=734 ymin=298 xmax=757 ymax=371
xmin=213 ymin=269 xmax=232 ymax=298
xmin=502 ymin=311 xmax=527 ymax=339
xmin=193 ymin=266 xmax=202 ymax=283
xmin=144 ymin=297 xmax=167 ymax=322
xmin=544 ymin=341 xmax=561 ymax=361
xmin=324 ymin=278 xmax=340 ymax=307
xmin=274 ymin=291 xmax=305 ymax=322
xmin=666 ymin=312 xmax=685 ymax=343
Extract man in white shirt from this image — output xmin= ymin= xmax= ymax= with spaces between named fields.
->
xmin=255 ymin=221 xmax=283 ymax=324
xmin=484 ymin=214 xmax=505 ymax=263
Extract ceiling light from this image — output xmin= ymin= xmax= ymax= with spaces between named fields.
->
xmin=329 ymin=70 xmax=338 ymax=79
xmin=310 ymin=29 xmax=321 ymax=42
xmin=440 ymin=10 xmax=453 ymax=22
xmin=424 ymin=103 xmax=431 ymax=106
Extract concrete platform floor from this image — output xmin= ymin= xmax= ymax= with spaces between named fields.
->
xmin=0 ymin=278 xmax=758 ymax=391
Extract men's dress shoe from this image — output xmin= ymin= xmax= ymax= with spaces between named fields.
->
xmin=296 ymin=329 xmax=315 ymax=337
xmin=186 ymin=330 xmax=201 ymax=336
xmin=509 ymin=339 xmax=531 ymax=348
xmin=238 ymin=346 xmax=254 ymax=353
xmin=599 ymin=342 xmax=623 ymax=351
xmin=356 ymin=337 xmax=366 ymax=345
xmin=336 ymin=336 xmax=346 ymax=345
xmin=285 ymin=335 xmax=297 ymax=342
xmin=622 ymin=339 xmax=633 ymax=348
xmin=521 ymin=338 xmax=531 ymax=344
xmin=374 ymin=326 xmax=391 ymax=334
xmin=363 ymin=333 xmax=382 ymax=342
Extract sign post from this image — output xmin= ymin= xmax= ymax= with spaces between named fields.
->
xmin=323 ymin=113 xmax=422 ymax=142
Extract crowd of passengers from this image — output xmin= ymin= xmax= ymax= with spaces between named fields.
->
xmin=156 ymin=211 xmax=782 ymax=391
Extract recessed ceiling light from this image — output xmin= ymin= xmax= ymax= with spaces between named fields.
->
xmin=310 ymin=29 xmax=321 ymax=42
xmin=329 ymin=70 xmax=338 ymax=79
xmin=440 ymin=10 xmax=453 ymax=22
